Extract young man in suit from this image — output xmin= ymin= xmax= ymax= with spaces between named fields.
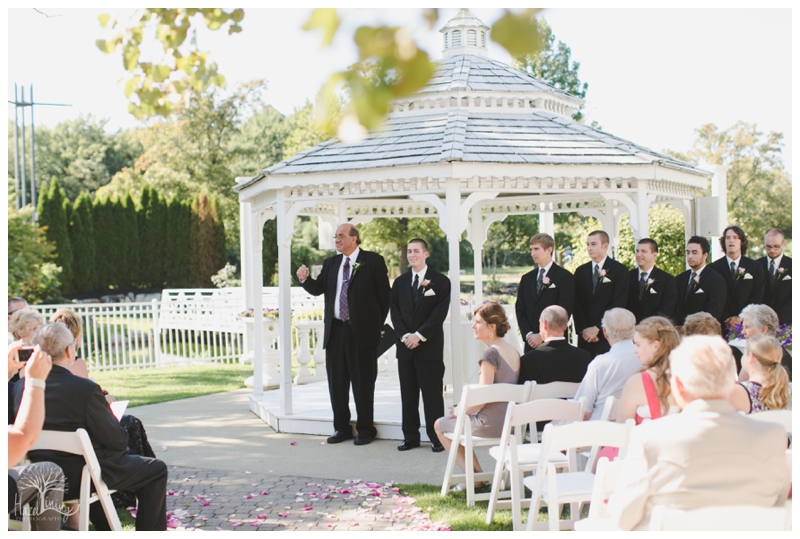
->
xmin=518 ymin=305 xmax=591 ymax=385
xmin=758 ymin=228 xmax=792 ymax=325
xmin=626 ymin=238 xmax=677 ymax=323
xmin=515 ymin=233 xmax=574 ymax=353
xmin=675 ymin=236 xmax=727 ymax=327
xmin=573 ymin=230 xmax=630 ymax=357
xmin=390 ymin=238 xmax=450 ymax=453
xmin=297 ymin=223 xmax=390 ymax=446
xmin=607 ymin=335 xmax=790 ymax=530
xmin=708 ymin=225 xmax=765 ymax=327
xmin=14 ymin=322 xmax=168 ymax=531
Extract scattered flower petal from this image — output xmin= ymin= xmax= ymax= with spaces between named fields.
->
xmin=290 ymin=441 xmax=297 ymax=445
xmin=257 ymin=514 xmax=267 ymax=519
xmin=278 ymin=512 xmax=289 ymax=518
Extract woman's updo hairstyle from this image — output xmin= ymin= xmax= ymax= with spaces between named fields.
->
xmin=474 ymin=301 xmax=510 ymax=337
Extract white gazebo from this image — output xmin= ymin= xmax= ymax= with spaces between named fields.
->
xmin=234 ymin=9 xmax=722 ymax=432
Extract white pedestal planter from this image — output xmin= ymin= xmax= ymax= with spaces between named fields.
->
xmin=241 ymin=317 xmax=280 ymax=390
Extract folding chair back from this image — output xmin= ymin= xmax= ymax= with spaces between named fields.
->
xmin=29 ymin=429 xmax=122 ymax=531
xmin=546 ymin=419 xmax=631 ymax=458
xmin=531 ymin=381 xmax=580 ymax=400
xmin=598 ymin=395 xmax=619 ymax=422
xmin=649 ymin=502 xmax=792 ymax=531
xmin=586 ymin=456 xmax=624 ymax=520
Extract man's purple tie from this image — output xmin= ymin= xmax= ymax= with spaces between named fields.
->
xmin=340 ymin=257 xmax=350 ymax=321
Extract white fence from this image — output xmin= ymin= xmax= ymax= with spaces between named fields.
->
xmin=33 ymin=288 xmax=325 ymax=372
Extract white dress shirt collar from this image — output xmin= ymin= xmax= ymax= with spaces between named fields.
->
xmin=638 ymin=266 xmax=655 ymax=280
xmin=726 ymin=254 xmax=742 ymax=269
xmin=411 ymin=265 xmax=428 ymax=285
xmin=537 ymin=260 xmax=554 ymax=275
xmin=342 ymin=247 xmax=360 ymax=267
xmin=543 ymin=336 xmax=566 ymax=343
xmin=768 ymin=253 xmax=783 ymax=269
xmin=592 ymin=257 xmax=608 ymax=272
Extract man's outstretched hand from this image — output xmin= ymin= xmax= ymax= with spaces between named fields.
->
xmin=296 ymin=265 xmax=310 ymax=282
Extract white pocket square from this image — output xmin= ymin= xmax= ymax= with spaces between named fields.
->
xmin=546 ymin=283 xmax=556 ymax=289
xmin=743 ymin=273 xmax=753 ymax=280
xmin=424 ymin=289 xmax=435 ymax=297
xmin=695 ymin=288 xmax=705 ymax=294
xmin=649 ymin=288 xmax=657 ymax=294
xmin=785 ymin=275 xmax=792 ymax=280
xmin=602 ymin=279 xmax=612 ymax=284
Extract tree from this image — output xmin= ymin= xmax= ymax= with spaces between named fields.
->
xmin=674 ymin=122 xmax=792 ymax=255
xmin=166 ymin=196 xmax=192 ymax=287
xmin=512 ymin=18 xmax=589 ymax=121
xmin=616 ymin=206 xmax=687 ymax=276
xmin=138 ymin=187 xmax=168 ymax=288
xmin=92 ymin=196 xmax=115 ymax=290
xmin=69 ymin=192 xmax=98 ymax=292
xmin=232 ymin=104 xmax=292 ymax=176
xmin=358 ymin=217 xmax=446 ymax=278
xmin=37 ymin=178 xmax=74 ymax=293
xmin=7 ymin=204 xmax=61 ymax=303
xmin=119 ymin=192 xmax=141 ymax=288
xmin=188 ymin=192 xmax=226 ymax=287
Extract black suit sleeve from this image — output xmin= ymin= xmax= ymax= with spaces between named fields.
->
xmin=300 ymin=258 xmax=328 ymax=297
xmin=417 ymin=275 xmax=451 ymax=339
xmin=374 ymin=256 xmax=391 ymax=322
xmin=557 ymin=270 xmax=575 ymax=319
xmin=390 ymin=281 xmax=410 ymax=340
xmin=516 ymin=275 xmax=532 ymax=337
xmin=749 ymin=262 xmax=766 ymax=306
xmin=572 ymin=267 xmax=588 ymax=331
xmin=657 ymin=273 xmax=678 ymax=319
xmin=706 ymin=273 xmax=727 ymax=324
xmin=85 ymin=384 xmax=128 ymax=452
xmin=609 ymin=264 xmax=630 ymax=311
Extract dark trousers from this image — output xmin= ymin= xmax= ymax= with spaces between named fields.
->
xmin=90 ymin=457 xmax=168 ymax=531
xmin=326 ymin=320 xmax=378 ymax=437
xmin=398 ymin=357 xmax=445 ymax=444
xmin=578 ymin=333 xmax=610 ymax=359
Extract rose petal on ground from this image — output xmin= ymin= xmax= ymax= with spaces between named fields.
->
xmin=259 ymin=491 xmax=269 ymax=495
xmin=257 ymin=514 xmax=267 ymax=519
xmin=301 ymin=506 xmax=313 ymax=511
xmin=230 ymin=522 xmax=240 ymax=527
xmin=290 ymin=441 xmax=297 ymax=445
xmin=161 ymin=445 xmax=169 ymax=451
xmin=199 ymin=501 xmax=210 ymax=507
xmin=249 ymin=521 xmax=260 ymax=527
xmin=348 ymin=521 xmax=359 ymax=526
xmin=278 ymin=512 xmax=289 ymax=518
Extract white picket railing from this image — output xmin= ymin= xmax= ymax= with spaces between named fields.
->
xmin=33 ymin=288 xmax=326 ymax=372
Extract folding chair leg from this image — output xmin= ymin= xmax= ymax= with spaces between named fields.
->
xmin=509 ymin=463 xmax=523 ymax=530
xmin=485 ymin=460 xmax=506 ymax=524
xmin=441 ymin=438 xmax=459 ymax=496
xmin=465 ymin=440 xmax=475 ymax=507
xmin=570 ymin=501 xmax=580 ymax=527
xmin=79 ymin=470 xmax=91 ymax=531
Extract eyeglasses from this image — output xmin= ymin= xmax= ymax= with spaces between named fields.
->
xmin=333 ymin=234 xmax=353 ymax=240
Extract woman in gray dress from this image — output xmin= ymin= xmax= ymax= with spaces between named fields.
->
xmin=434 ymin=301 xmax=521 ymax=485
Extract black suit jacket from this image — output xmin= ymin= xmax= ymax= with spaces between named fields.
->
xmin=515 ymin=263 xmax=574 ymax=340
xmin=390 ymin=269 xmax=451 ymax=362
xmin=518 ymin=339 xmax=592 ymax=385
xmin=300 ymin=249 xmax=390 ymax=349
xmin=708 ymin=256 xmax=766 ymax=322
xmin=626 ymin=266 xmax=678 ymax=323
xmin=759 ymin=255 xmax=792 ymax=325
xmin=573 ymin=257 xmax=630 ymax=333
xmin=13 ymin=365 xmax=142 ymax=496
xmin=675 ymin=266 xmax=727 ymax=326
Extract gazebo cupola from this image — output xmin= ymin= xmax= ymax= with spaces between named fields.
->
xmin=440 ymin=8 xmax=489 ymax=58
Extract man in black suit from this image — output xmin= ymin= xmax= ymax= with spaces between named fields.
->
xmin=626 ymin=238 xmax=677 ymax=323
xmin=390 ymin=238 xmax=450 ymax=453
xmin=297 ymin=223 xmax=390 ymax=446
xmin=516 ymin=233 xmax=575 ymax=353
xmin=675 ymin=236 xmax=727 ymax=327
xmin=518 ymin=305 xmax=591 ymax=385
xmin=14 ymin=322 xmax=167 ymax=531
xmin=573 ymin=230 xmax=630 ymax=357
xmin=708 ymin=225 xmax=766 ymax=328
xmin=759 ymin=228 xmax=792 ymax=325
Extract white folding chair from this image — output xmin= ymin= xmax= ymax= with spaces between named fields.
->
xmin=649 ymin=502 xmax=792 ymax=531
xmin=572 ymin=456 xmax=626 ymax=531
xmin=28 ymin=429 xmax=122 ymax=531
xmin=580 ymin=396 xmax=619 ymax=472
xmin=530 ymin=381 xmax=581 ymax=400
xmin=524 ymin=420 xmax=633 ymax=531
xmin=441 ymin=381 xmax=533 ymax=507
xmin=485 ymin=397 xmax=585 ymax=530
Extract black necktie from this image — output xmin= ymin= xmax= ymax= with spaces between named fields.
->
xmin=730 ymin=260 xmax=736 ymax=277
xmin=412 ymin=273 xmax=420 ymax=306
xmin=686 ymin=271 xmax=697 ymax=299
xmin=536 ymin=267 xmax=545 ymax=294
xmin=770 ymin=260 xmax=776 ymax=282
xmin=639 ymin=271 xmax=648 ymax=299
xmin=592 ymin=264 xmax=600 ymax=293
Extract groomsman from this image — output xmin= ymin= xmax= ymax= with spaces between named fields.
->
xmin=515 ymin=233 xmax=574 ymax=353
xmin=758 ymin=228 xmax=792 ymax=325
xmin=390 ymin=239 xmax=450 ymax=453
xmin=573 ymin=230 xmax=629 ymax=358
xmin=675 ymin=236 xmax=727 ymax=327
xmin=708 ymin=226 xmax=765 ymax=327
xmin=626 ymin=239 xmax=677 ymax=323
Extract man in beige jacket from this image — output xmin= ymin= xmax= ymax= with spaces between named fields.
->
xmin=607 ymin=335 xmax=790 ymax=531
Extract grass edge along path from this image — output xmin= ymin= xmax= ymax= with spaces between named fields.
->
xmin=91 ymin=364 xmax=252 ymax=407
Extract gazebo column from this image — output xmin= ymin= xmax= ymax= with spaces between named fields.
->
xmin=444 ymin=182 xmax=464 ymax=400
xmin=710 ymin=165 xmax=730 ymax=262
xmin=240 ymin=200 xmax=266 ymax=395
xmin=634 ymin=180 xmax=651 ymax=241
xmin=468 ymin=205 xmax=484 ymax=304
xmin=538 ymin=210 xmax=555 ymax=237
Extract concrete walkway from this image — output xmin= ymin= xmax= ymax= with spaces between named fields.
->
xmin=131 ymin=389 xmax=489 ymax=530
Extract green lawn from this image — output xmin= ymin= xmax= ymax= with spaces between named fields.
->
xmin=90 ymin=364 xmax=252 ymax=407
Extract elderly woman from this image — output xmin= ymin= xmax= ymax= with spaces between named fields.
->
xmin=737 ymin=304 xmax=791 ymax=382
xmin=9 ymin=308 xmax=44 ymax=345
xmin=730 ymin=335 xmax=792 ymax=413
xmin=434 ymin=301 xmax=520 ymax=489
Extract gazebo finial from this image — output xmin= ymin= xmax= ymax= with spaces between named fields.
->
xmin=439 ymin=8 xmax=490 ymax=58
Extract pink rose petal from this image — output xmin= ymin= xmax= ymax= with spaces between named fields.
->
xmin=290 ymin=441 xmax=297 ymax=445
xmin=278 ymin=512 xmax=289 ymax=518
xmin=249 ymin=521 xmax=260 ymax=527
xmin=301 ymin=506 xmax=313 ymax=511
xmin=259 ymin=491 xmax=269 ymax=495
xmin=257 ymin=514 xmax=267 ymax=519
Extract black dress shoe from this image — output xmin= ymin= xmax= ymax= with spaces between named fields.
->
xmin=397 ymin=439 xmax=421 ymax=451
xmin=353 ymin=433 xmax=375 ymax=446
xmin=327 ymin=430 xmax=354 ymax=444
xmin=431 ymin=442 xmax=445 ymax=453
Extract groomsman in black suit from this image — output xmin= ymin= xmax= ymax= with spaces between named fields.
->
xmin=573 ymin=230 xmax=630 ymax=357
xmin=390 ymin=239 xmax=450 ymax=453
xmin=708 ymin=225 xmax=765 ymax=328
xmin=297 ymin=223 xmax=390 ymax=446
xmin=675 ymin=236 xmax=727 ymax=327
xmin=626 ymin=238 xmax=677 ymax=323
xmin=515 ymin=233 xmax=575 ymax=353
xmin=758 ymin=228 xmax=792 ymax=325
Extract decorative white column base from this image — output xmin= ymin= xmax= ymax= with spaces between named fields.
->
xmin=244 ymin=351 xmax=280 ymax=389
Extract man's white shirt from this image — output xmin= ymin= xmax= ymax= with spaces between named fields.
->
xmin=574 ymin=340 xmax=640 ymax=420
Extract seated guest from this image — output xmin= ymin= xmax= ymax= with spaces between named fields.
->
xmin=8 ymin=297 xmax=28 ymax=344
xmin=682 ymin=312 xmax=738 ymax=381
xmin=13 ymin=322 xmax=168 ymax=531
xmin=617 ymin=317 xmax=681 ymax=424
xmin=730 ymin=335 xmax=792 ymax=413
xmin=8 ymin=308 xmax=44 ymax=382
xmin=434 ymin=302 xmax=520 ymax=488
xmin=737 ymin=304 xmax=792 ymax=381
xmin=8 ymin=342 xmax=65 ymax=531
xmin=518 ymin=305 xmax=591 ymax=385
xmin=575 ymin=308 xmax=640 ymax=420
xmin=607 ymin=335 xmax=790 ymax=530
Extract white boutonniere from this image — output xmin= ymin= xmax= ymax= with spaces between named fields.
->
xmin=540 ymin=276 xmax=556 ymax=290
xmin=643 ymin=278 xmax=656 ymax=294
xmin=351 ymin=262 xmax=363 ymax=275
xmin=420 ymin=279 xmax=435 ymax=296
xmin=777 ymin=268 xmax=791 ymax=281
xmin=734 ymin=267 xmax=750 ymax=281
xmin=598 ymin=269 xmax=611 ymax=284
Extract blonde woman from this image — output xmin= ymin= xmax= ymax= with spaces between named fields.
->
xmin=9 ymin=308 xmax=44 ymax=345
xmin=729 ymin=335 xmax=792 ymax=413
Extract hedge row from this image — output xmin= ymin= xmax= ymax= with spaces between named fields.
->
xmin=37 ymin=179 xmax=226 ymax=294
